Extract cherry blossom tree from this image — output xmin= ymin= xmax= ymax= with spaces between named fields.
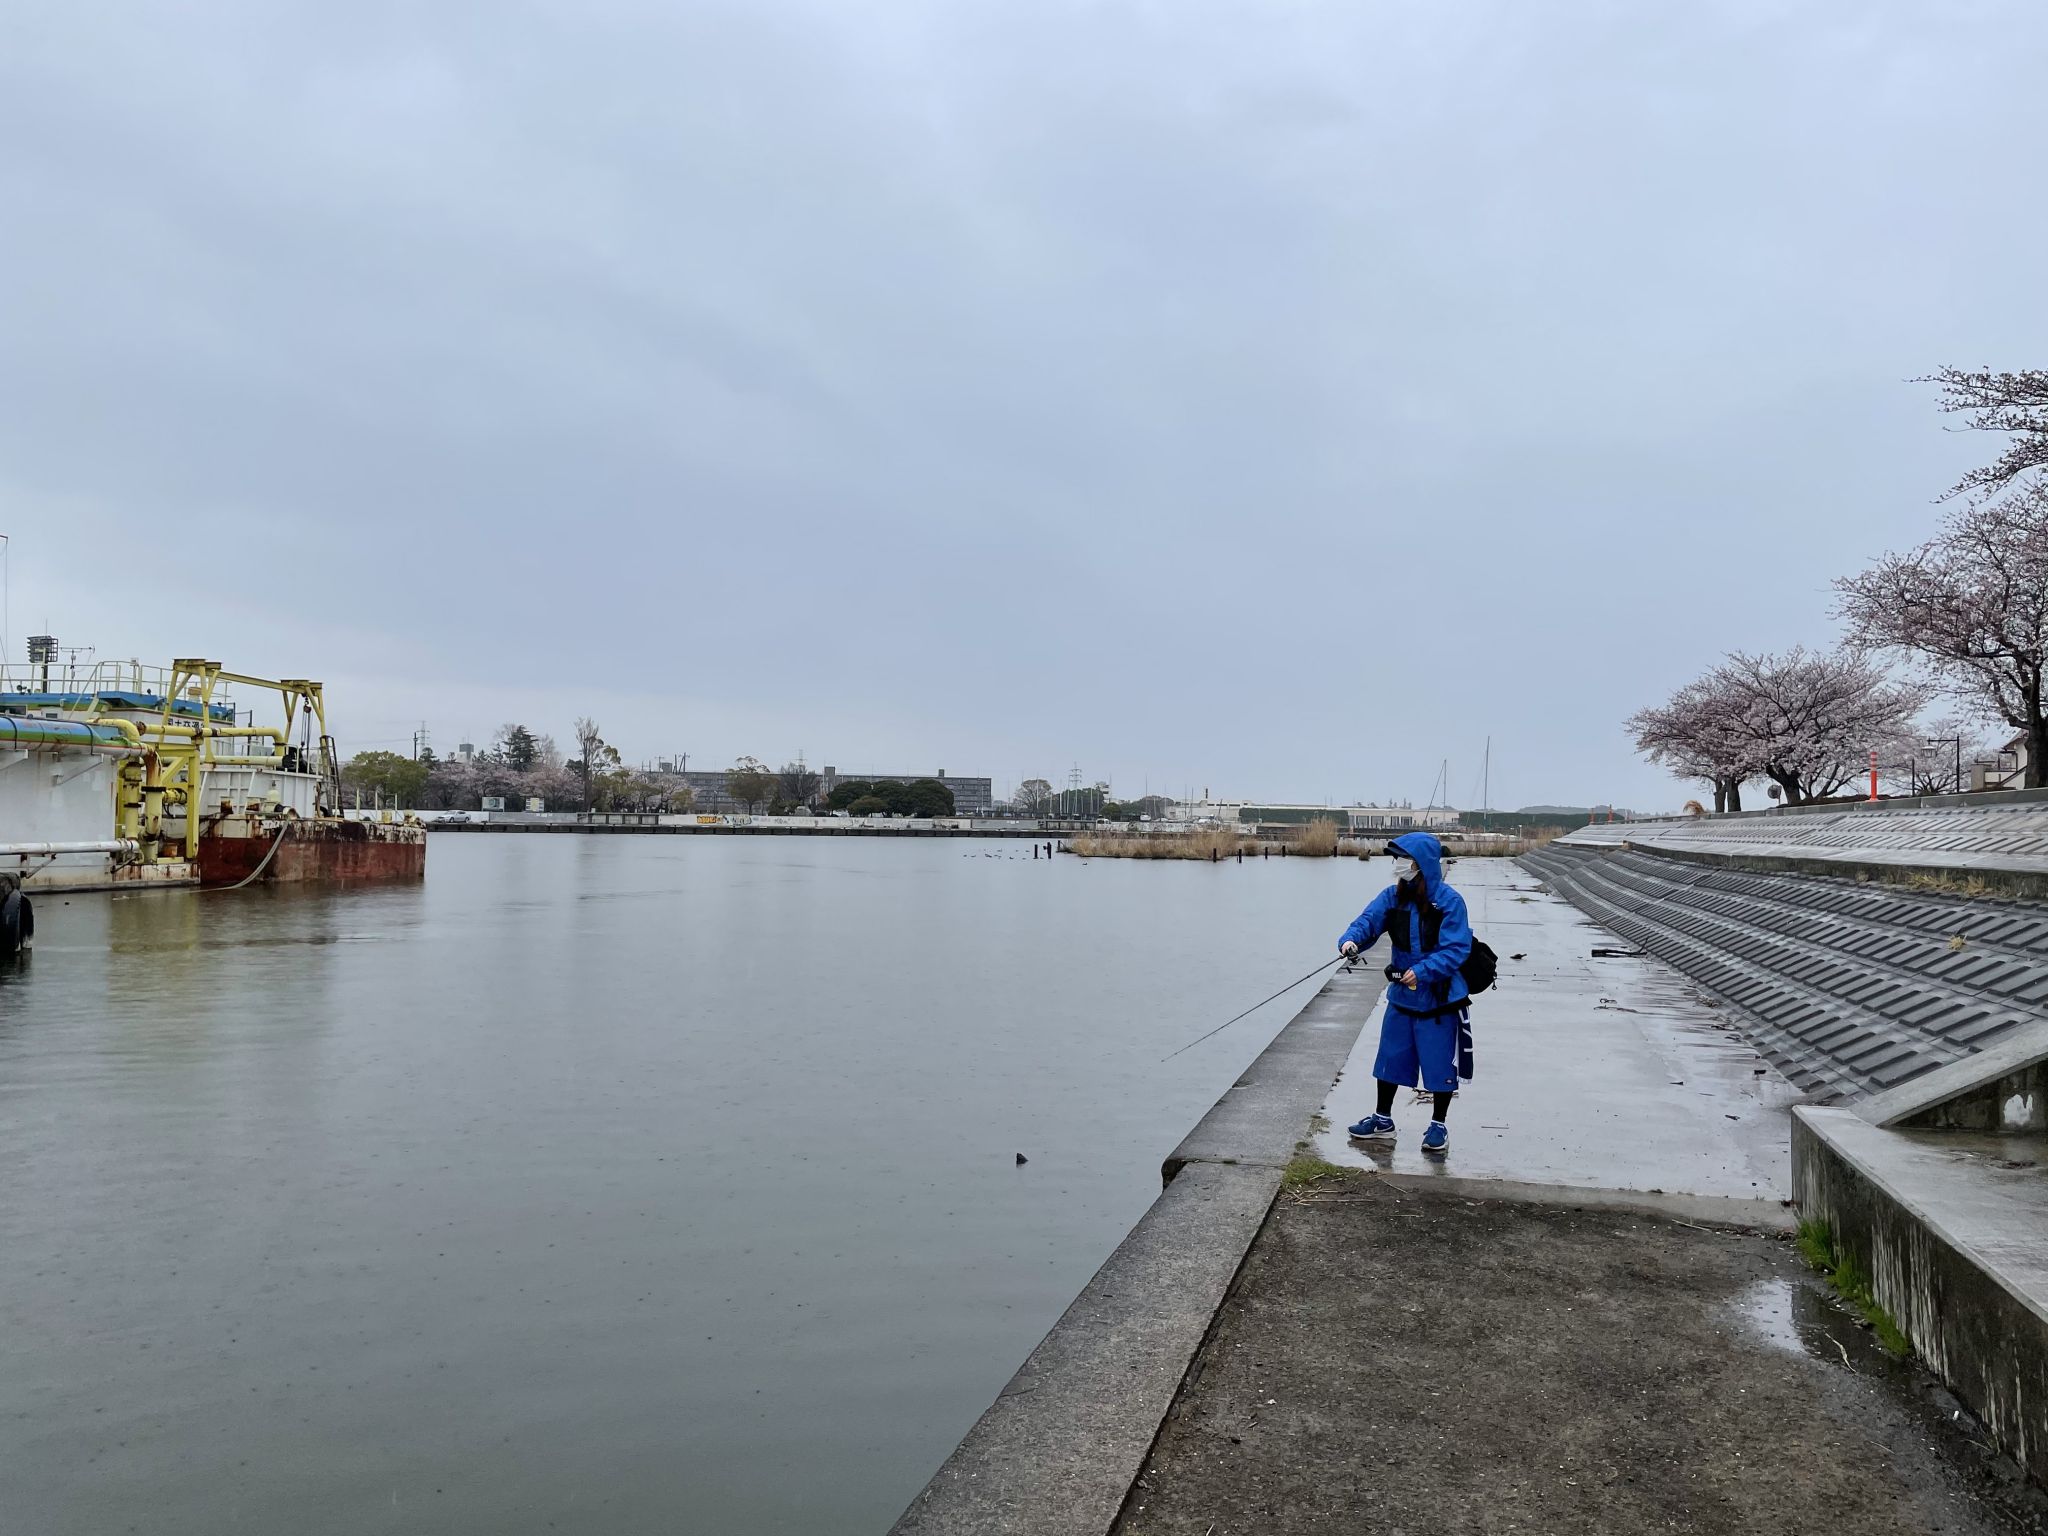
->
xmin=1713 ymin=647 xmax=1925 ymax=804
xmin=1881 ymin=715 xmax=2002 ymax=797
xmin=1631 ymin=649 xmax=1923 ymax=808
xmin=1922 ymin=366 xmax=2048 ymax=501
xmin=1626 ymin=677 xmax=1757 ymax=813
xmin=1835 ymin=488 xmax=2048 ymax=788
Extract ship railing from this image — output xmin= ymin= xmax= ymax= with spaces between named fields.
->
xmin=0 ymin=659 xmax=239 ymax=720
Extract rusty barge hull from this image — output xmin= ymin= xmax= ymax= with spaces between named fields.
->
xmin=198 ymin=819 xmax=426 ymax=887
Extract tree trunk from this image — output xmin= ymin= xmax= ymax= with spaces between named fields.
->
xmin=2028 ymin=710 xmax=2047 ymax=791
xmin=1712 ymin=782 xmax=1727 ymax=814
xmin=1727 ymin=780 xmax=1744 ymax=812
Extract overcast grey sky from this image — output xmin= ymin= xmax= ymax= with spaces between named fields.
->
xmin=4 ymin=1 xmax=2044 ymax=809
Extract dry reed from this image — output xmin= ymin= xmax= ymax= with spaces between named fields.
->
xmin=1066 ymin=826 xmax=1250 ymax=860
xmin=1290 ymin=817 xmax=1341 ymax=856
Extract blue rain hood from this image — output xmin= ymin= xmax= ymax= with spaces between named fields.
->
xmin=1339 ymin=831 xmax=1472 ymax=1017
xmin=1387 ymin=831 xmax=1447 ymax=896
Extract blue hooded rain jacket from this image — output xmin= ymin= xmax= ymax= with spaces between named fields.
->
xmin=1338 ymin=832 xmax=1472 ymax=1019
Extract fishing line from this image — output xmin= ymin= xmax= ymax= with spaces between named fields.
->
xmin=1160 ymin=953 xmax=1358 ymax=1061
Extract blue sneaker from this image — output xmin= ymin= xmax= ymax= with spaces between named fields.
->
xmin=1347 ymin=1113 xmax=1396 ymax=1142
xmin=1421 ymin=1120 xmax=1450 ymax=1156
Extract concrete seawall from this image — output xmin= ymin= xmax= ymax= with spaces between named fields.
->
xmin=1532 ymin=802 xmax=2048 ymax=1489
xmin=888 ymin=959 xmax=1385 ymax=1535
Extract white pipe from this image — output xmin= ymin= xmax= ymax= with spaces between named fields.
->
xmin=0 ymin=840 xmax=140 ymax=856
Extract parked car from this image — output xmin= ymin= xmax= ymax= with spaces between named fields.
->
xmin=442 ymin=812 xmax=472 ymax=824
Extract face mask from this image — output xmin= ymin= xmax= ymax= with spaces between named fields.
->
xmin=1392 ymin=856 xmax=1420 ymax=883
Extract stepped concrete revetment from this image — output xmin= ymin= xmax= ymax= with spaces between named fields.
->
xmin=1527 ymin=795 xmax=2048 ymax=1485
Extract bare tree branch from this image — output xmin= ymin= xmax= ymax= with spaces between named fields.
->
xmin=1921 ymin=365 xmax=2048 ymax=501
xmin=1835 ymin=486 xmax=2048 ymax=788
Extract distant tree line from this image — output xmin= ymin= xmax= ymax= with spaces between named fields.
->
xmin=823 ymin=777 xmax=956 ymax=817
xmin=345 ymin=720 xmax=696 ymax=813
xmin=1003 ymin=778 xmax=1113 ymax=818
xmin=343 ymin=725 xmax=972 ymax=819
xmin=1632 ymin=367 xmax=2048 ymax=808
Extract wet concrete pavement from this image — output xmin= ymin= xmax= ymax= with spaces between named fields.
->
xmin=1112 ymin=1176 xmax=2048 ymax=1536
xmin=1315 ymin=860 xmax=1802 ymax=1202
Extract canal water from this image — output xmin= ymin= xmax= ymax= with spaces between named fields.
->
xmin=0 ymin=835 xmax=1380 ymax=1534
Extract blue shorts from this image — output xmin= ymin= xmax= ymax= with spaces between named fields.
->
xmin=1371 ymin=1001 xmax=1461 ymax=1093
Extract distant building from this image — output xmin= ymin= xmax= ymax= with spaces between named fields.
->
xmin=1212 ymin=811 xmax=1458 ymax=835
xmin=819 ymin=766 xmax=994 ymax=816
xmin=659 ymin=768 xmax=761 ymax=814
xmin=1971 ymin=733 xmax=2033 ymax=793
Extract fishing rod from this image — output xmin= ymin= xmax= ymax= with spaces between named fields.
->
xmin=1160 ymin=952 xmax=1358 ymax=1061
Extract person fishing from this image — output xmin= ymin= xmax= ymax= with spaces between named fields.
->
xmin=1337 ymin=832 xmax=1472 ymax=1155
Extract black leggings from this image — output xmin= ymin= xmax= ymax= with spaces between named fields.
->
xmin=1377 ymin=1079 xmax=1452 ymax=1121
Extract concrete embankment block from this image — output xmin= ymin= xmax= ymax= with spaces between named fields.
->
xmin=1856 ymin=1020 xmax=2048 ymax=1133
xmin=1793 ymin=1106 xmax=2048 ymax=1484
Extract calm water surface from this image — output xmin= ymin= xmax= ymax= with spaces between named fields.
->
xmin=1 ymin=835 xmax=1372 ymax=1534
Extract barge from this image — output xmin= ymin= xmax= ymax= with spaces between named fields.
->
xmin=1 ymin=646 xmax=424 ymax=892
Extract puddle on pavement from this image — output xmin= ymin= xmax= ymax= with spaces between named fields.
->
xmin=1729 ymin=1277 xmax=1896 ymax=1376
xmin=1733 ymin=1278 xmax=1808 ymax=1354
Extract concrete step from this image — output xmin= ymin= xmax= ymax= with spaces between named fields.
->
xmin=1522 ymin=844 xmax=2048 ymax=1099
xmin=1793 ymin=1107 xmax=2048 ymax=1484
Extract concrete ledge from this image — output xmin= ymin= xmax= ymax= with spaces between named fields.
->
xmin=1636 ymin=843 xmax=2048 ymax=901
xmin=890 ymin=965 xmax=1379 ymax=1535
xmin=1793 ymin=1106 xmax=2048 ymax=1483
xmin=1858 ymin=1020 xmax=2048 ymax=1133
xmin=889 ymin=1160 xmax=1279 ymax=1536
xmin=1162 ymin=953 xmax=1385 ymax=1184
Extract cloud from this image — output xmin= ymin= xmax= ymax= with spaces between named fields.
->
xmin=4 ymin=1 xmax=2044 ymax=807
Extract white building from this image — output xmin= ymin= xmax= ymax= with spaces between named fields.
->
xmin=1169 ymin=801 xmax=1461 ymax=834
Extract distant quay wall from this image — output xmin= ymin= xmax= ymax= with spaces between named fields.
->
xmin=422 ymin=813 xmax=1080 ymax=840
